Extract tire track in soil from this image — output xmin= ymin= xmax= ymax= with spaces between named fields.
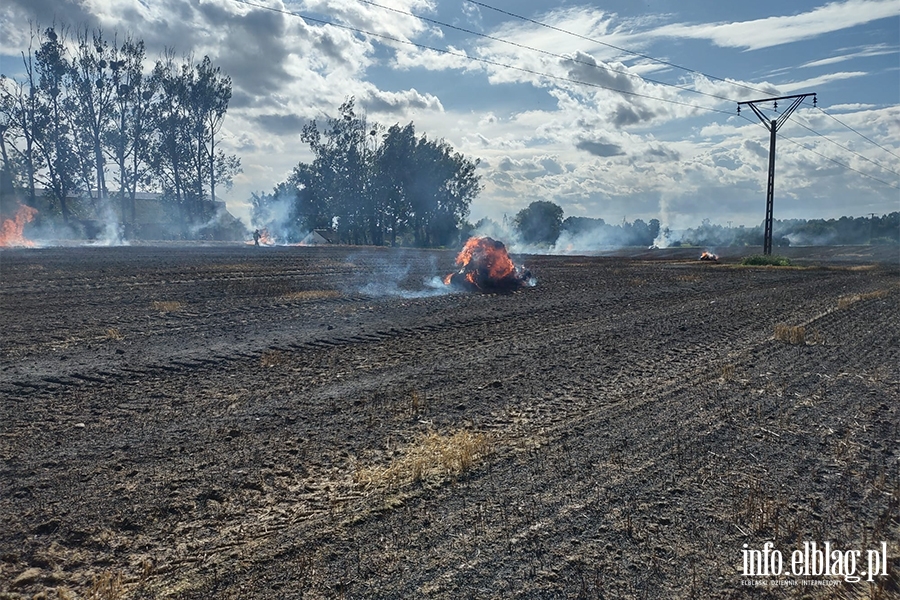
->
xmin=246 ymin=282 xmax=897 ymax=599
xmin=1 ymin=250 xmax=897 ymax=598
xmin=163 ymin=278 xmax=892 ymax=596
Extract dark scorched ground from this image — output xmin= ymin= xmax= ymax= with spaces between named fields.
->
xmin=0 ymin=244 xmax=898 ymax=599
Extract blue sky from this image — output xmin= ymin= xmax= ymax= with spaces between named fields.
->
xmin=1 ymin=0 xmax=898 ymax=229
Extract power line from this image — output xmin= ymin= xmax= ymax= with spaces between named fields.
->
xmin=815 ymin=106 xmax=900 ymax=161
xmin=351 ymin=0 xmax=737 ymax=105
xmin=234 ymin=0 xmax=899 ymax=193
xmin=779 ymin=134 xmax=899 ymax=190
xmin=739 ymin=113 xmax=899 ymax=190
xmin=789 ymin=109 xmax=900 ymax=178
xmin=360 ymin=0 xmax=900 ymax=186
xmin=228 ymin=0 xmax=736 ymax=116
xmin=469 ymin=0 xmax=900 ymax=166
xmin=464 ymin=0 xmax=774 ymax=98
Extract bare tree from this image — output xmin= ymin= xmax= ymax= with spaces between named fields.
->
xmin=0 ymin=25 xmax=44 ymax=209
xmin=105 ymin=35 xmax=155 ymax=229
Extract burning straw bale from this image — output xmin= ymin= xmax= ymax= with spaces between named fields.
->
xmin=444 ymin=236 xmax=534 ymax=293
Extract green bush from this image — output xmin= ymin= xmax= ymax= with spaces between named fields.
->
xmin=741 ymin=254 xmax=792 ymax=266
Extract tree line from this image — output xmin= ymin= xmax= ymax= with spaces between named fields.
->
xmin=252 ymin=98 xmax=481 ymax=247
xmin=0 ymin=25 xmax=240 ymax=234
xmin=504 ymin=200 xmax=898 ymax=248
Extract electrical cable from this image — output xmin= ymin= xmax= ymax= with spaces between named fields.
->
xmin=351 ymin=0 xmax=738 ymax=104
xmin=469 ymin=0 xmax=900 ymax=165
xmin=778 ymin=134 xmax=899 ymax=190
xmin=464 ymin=0 xmax=774 ymax=98
xmin=233 ymin=0 xmax=899 ymax=191
xmin=229 ymin=0 xmax=736 ymax=116
xmin=815 ymin=106 xmax=900 ymax=161
xmin=788 ymin=108 xmax=900 ymax=178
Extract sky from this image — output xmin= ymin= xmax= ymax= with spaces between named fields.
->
xmin=1 ymin=0 xmax=898 ymax=230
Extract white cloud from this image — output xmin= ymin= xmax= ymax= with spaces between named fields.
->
xmin=776 ymin=71 xmax=869 ymax=93
xmin=647 ymin=0 xmax=899 ymax=51
xmin=1 ymin=0 xmax=897 ymax=229
xmin=798 ymin=43 xmax=898 ymax=68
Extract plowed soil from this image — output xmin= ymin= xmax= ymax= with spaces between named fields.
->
xmin=1 ymin=245 xmax=898 ymax=599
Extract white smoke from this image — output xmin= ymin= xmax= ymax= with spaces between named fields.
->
xmin=352 ymin=253 xmax=457 ymax=298
xmin=250 ymin=191 xmax=308 ymax=245
xmin=90 ymin=200 xmax=129 ymax=246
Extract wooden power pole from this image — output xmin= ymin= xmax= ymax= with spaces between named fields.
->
xmin=738 ymin=93 xmax=816 ymax=255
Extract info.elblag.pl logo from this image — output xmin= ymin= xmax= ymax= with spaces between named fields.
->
xmin=741 ymin=541 xmax=890 ymax=583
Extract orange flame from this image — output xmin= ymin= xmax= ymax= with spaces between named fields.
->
xmin=0 ymin=204 xmax=38 ymax=247
xmin=445 ymin=236 xmax=532 ymax=292
xmin=455 ymin=236 xmax=517 ymax=280
xmin=699 ymin=251 xmax=718 ymax=261
xmin=258 ymin=229 xmax=275 ymax=246
xmin=248 ymin=228 xmax=277 ymax=246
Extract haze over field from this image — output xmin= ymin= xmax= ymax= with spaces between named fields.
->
xmin=1 ymin=0 xmax=898 ymax=230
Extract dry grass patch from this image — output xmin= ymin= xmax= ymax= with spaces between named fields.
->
xmin=151 ymin=300 xmax=184 ymax=312
xmin=355 ymin=430 xmax=489 ymax=490
xmin=281 ymin=290 xmax=341 ymax=302
xmin=837 ymin=289 xmax=889 ymax=309
xmin=774 ymin=324 xmax=805 ymax=345
xmin=104 ymin=328 xmax=124 ymax=341
xmin=88 ymin=570 xmax=125 ymax=600
xmin=720 ymin=364 xmax=736 ymax=381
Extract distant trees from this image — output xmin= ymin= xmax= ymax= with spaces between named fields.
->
xmin=660 ymin=213 xmax=899 ymax=247
xmin=515 ymin=200 xmax=564 ymax=245
xmin=256 ymin=98 xmax=481 ymax=247
xmin=0 ymin=25 xmax=240 ymax=235
xmin=553 ymin=215 xmax=659 ymax=247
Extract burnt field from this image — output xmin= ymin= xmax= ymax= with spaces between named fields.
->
xmin=1 ymin=244 xmax=898 ymax=599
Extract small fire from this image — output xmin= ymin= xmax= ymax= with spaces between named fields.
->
xmin=248 ymin=228 xmax=276 ymax=246
xmin=259 ymin=229 xmax=275 ymax=246
xmin=0 ymin=204 xmax=38 ymax=248
xmin=444 ymin=236 xmax=533 ymax=292
xmin=699 ymin=251 xmax=718 ymax=261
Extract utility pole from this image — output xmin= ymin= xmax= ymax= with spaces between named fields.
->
xmin=738 ymin=93 xmax=816 ymax=255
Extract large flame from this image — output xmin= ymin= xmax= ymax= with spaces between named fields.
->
xmin=0 ymin=204 xmax=38 ymax=248
xmin=699 ymin=251 xmax=718 ymax=261
xmin=444 ymin=236 xmax=533 ymax=292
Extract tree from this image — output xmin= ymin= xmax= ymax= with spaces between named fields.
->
xmin=300 ymin=98 xmax=375 ymax=244
xmin=291 ymin=101 xmax=481 ymax=247
xmin=70 ymin=27 xmax=117 ymax=214
xmin=104 ymin=35 xmax=156 ymax=230
xmin=34 ymin=26 xmax=79 ymax=225
xmin=149 ymin=50 xmax=192 ymax=224
xmin=1 ymin=23 xmax=241 ymax=239
xmin=188 ymin=55 xmax=234 ymax=209
xmin=148 ymin=51 xmax=240 ymax=229
xmin=373 ymin=123 xmax=416 ymax=245
xmin=0 ymin=27 xmax=43 ymax=210
xmin=515 ymin=200 xmax=564 ymax=245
